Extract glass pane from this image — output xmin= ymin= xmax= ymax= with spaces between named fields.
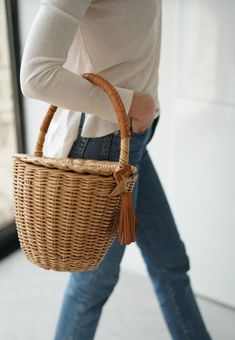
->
xmin=0 ymin=0 xmax=17 ymax=229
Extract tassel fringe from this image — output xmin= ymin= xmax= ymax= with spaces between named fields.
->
xmin=116 ymin=191 xmax=137 ymax=245
xmin=109 ymin=164 xmax=138 ymax=245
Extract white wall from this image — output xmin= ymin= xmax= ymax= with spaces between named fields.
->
xmin=166 ymin=0 xmax=235 ymax=308
xmin=18 ymin=1 xmax=235 ymax=307
xmin=123 ymin=0 xmax=235 ymax=309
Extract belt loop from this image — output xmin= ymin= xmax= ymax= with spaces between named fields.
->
xmin=78 ymin=112 xmax=86 ymax=136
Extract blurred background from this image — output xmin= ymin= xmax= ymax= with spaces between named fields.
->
xmin=0 ymin=0 xmax=234 ymax=339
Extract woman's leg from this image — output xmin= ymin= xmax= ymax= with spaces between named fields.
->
xmin=54 ymin=236 xmax=126 ymax=340
xmin=53 ymin=130 xmax=127 ymax=340
xmin=135 ymin=149 xmax=212 ymax=340
xmin=53 ymin=116 xmax=157 ymax=340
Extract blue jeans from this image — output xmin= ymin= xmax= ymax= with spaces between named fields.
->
xmin=54 ymin=114 xmax=212 ymax=340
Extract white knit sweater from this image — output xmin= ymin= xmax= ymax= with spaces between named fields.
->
xmin=20 ymin=0 xmax=162 ymax=157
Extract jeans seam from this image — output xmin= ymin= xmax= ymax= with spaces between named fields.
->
xmin=164 ymin=275 xmax=191 ymax=339
xmin=107 ymin=133 xmax=115 ymax=161
xmin=101 ymin=134 xmax=113 ymax=160
xmin=68 ymin=270 xmax=101 ymax=340
xmin=77 ymin=138 xmax=89 ymax=158
xmin=138 ymin=223 xmax=192 ymax=340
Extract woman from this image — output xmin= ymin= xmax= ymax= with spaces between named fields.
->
xmin=20 ymin=1 xmax=212 ymax=339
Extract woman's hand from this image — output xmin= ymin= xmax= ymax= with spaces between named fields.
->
xmin=127 ymin=91 xmax=157 ymax=133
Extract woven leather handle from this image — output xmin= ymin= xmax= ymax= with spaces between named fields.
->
xmin=34 ymin=73 xmax=131 ymax=167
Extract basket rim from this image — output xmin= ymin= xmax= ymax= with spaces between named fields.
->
xmin=12 ymin=153 xmax=137 ymax=176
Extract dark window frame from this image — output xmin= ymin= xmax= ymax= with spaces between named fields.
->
xmin=0 ymin=0 xmax=26 ymax=259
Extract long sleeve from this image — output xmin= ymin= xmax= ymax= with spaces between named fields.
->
xmin=19 ymin=0 xmax=134 ymax=124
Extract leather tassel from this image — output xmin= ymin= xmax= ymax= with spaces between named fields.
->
xmin=109 ymin=164 xmax=138 ymax=245
xmin=116 ymin=191 xmax=137 ymax=245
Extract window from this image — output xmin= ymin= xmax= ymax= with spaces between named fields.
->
xmin=0 ymin=0 xmax=25 ymax=258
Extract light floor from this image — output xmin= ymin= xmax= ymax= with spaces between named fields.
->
xmin=0 ymin=249 xmax=234 ymax=340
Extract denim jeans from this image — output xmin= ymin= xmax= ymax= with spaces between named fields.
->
xmin=54 ymin=114 xmax=212 ymax=340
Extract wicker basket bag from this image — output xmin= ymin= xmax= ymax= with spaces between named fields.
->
xmin=12 ymin=73 xmax=138 ymax=272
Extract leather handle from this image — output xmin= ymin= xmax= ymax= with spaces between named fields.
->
xmin=34 ymin=73 xmax=131 ymax=167
xmin=82 ymin=73 xmax=131 ymax=139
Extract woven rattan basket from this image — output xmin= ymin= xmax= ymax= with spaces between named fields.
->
xmin=12 ymin=73 xmax=138 ymax=272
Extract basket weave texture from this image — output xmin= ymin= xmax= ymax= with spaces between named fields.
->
xmin=12 ymin=73 xmax=138 ymax=272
